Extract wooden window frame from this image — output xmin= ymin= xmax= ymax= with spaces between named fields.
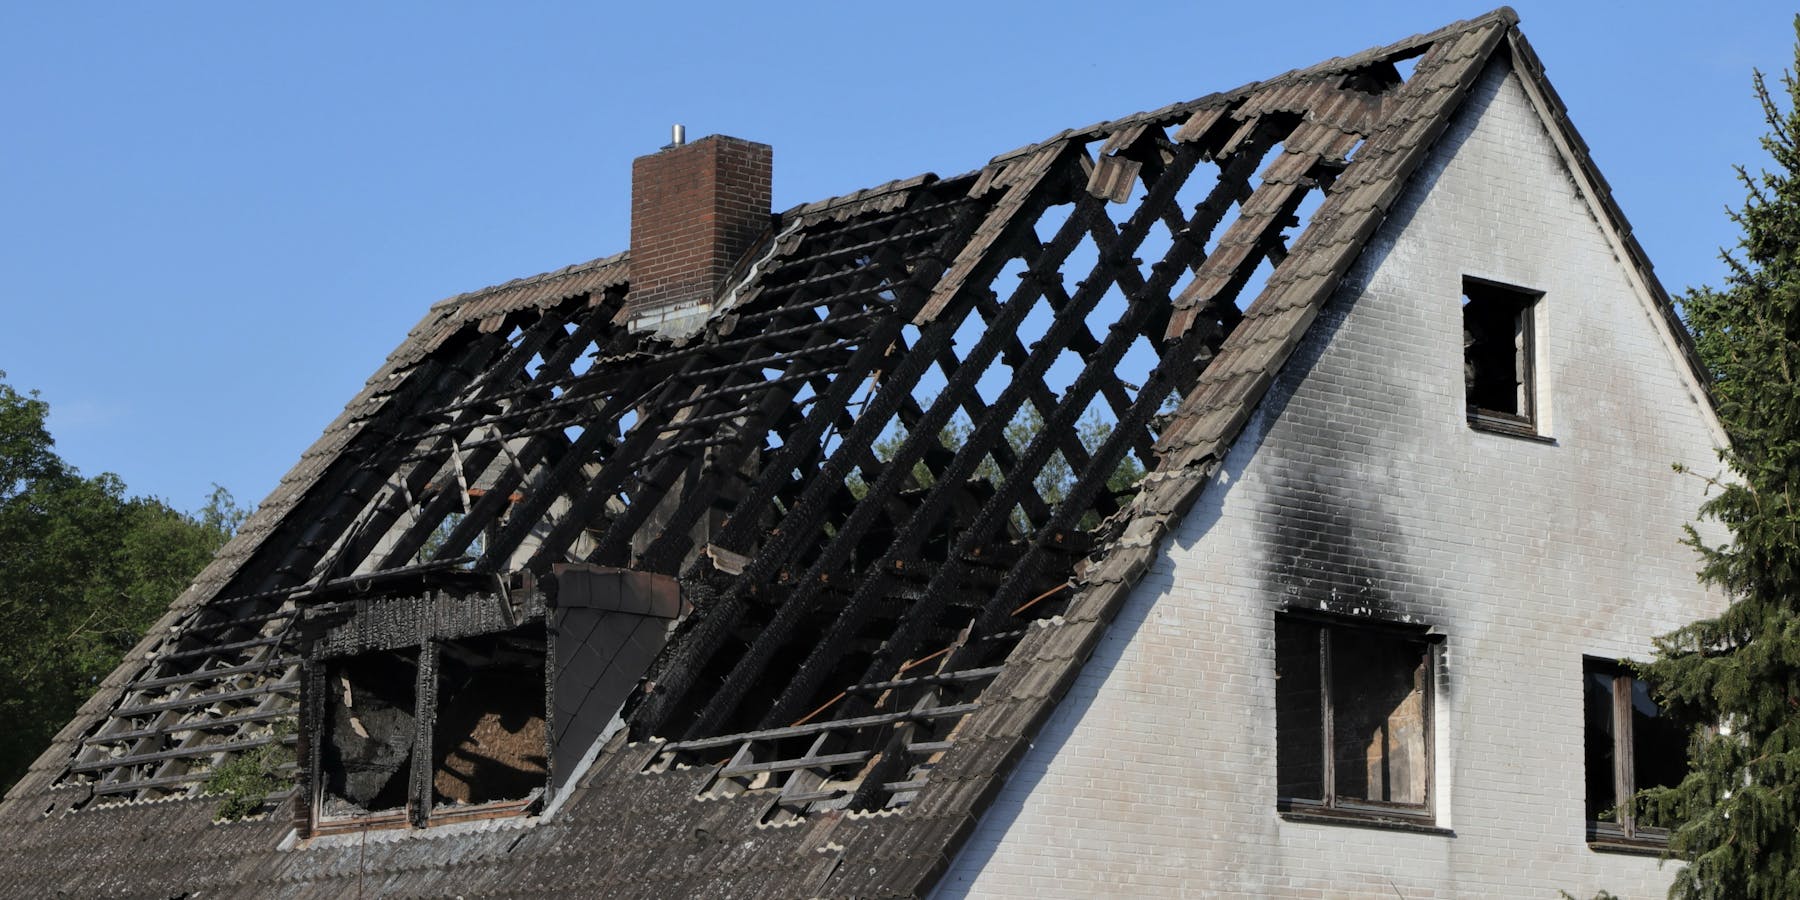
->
xmin=1463 ymin=276 xmax=1543 ymax=439
xmin=1584 ymin=657 xmax=1683 ymax=853
xmin=1276 ymin=613 xmax=1439 ymax=829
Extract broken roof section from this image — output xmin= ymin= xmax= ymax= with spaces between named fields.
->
xmin=1 ymin=7 xmax=1693 ymax=896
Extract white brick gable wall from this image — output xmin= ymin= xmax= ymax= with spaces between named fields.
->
xmin=937 ymin=57 xmax=1729 ymax=899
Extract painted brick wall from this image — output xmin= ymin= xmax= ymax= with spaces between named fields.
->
xmin=937 ymin=57 xmax=1728 ymax=899
xmin=628 ymin=135 xmax=772 ymax=332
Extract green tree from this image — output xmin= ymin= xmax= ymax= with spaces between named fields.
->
xmin=0 ymin=373 xmax=243 ymax=793
xmin=1640 ymin=24 xmax=1800 ymax=898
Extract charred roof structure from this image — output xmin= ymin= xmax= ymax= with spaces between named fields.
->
xmin=0 ymin=9 xmax=1720 ymax=897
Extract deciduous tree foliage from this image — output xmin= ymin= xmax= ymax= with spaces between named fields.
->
xmin=1642 ymin=22 xmax=1800 ymax=899
xmin=0 ymin=373 xmax=244 ymax=793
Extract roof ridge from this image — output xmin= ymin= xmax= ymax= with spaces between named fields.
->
xmin=778 ymin=171 xmax=943 ymax=222
xmin=979 ymin=7 xmax=1520 ymax=171
xmin=429 ymin=250 xmax=630 ymax=312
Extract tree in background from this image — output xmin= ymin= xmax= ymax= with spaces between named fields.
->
xmin=1642 ymin=24 xmax=1800 ymax=899
xmin=0 ymin=373 xmax=245 ymax=793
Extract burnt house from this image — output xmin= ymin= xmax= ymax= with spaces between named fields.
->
xmin=0 ymin=9 xmax=1727 ymax=897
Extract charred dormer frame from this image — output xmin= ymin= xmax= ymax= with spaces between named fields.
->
xmin=294 ymin=570 xmax=550 ymax=833
xmin=291 ymin=565 xmax=681 ymax=835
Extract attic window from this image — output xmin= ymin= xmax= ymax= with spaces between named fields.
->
xmin=1463 ymin=278 xmax=1541 ymax=436
xmin=1275 ymin=614 xmax=1437 ymax=827
xmin=311 ymin=626 xmax=547 ymax=834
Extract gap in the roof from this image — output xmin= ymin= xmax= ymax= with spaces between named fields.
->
xmin=1042 ymin=344 xmax=1089 ymax=408
xmin=1117 ymin=332 xmax=1162 ymax=405
xmin=1203 ymin=199 xmax=1242 ymax=259
xmin=1238 ymin=254 xmax=1280 ymax=313
xmin=1033 ymin=201 xmax=1076 ymax=249
xmin=911 ymin=353 xmax=953 ymax=414
xmin=1136 ymin=218 xmax=1176 ymax=288
xmin=568 ymin=351 xmax=593 ymax=377
xmin=1056 ymin=234 xmax=1103 ymax=306
xmin=1290 ymin=186 xmax=1328 ymax=248
xmin=1392 ymin=49 xmax=1423 ymax=83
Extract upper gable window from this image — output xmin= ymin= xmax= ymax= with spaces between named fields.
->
xmin=1275 ymin=614 xmax=1437 ymax=827
xmin=1463 ymin=278 xmax=1541 ymax=436
xmin=1585 ymin=658 xmax=1688 ymax=850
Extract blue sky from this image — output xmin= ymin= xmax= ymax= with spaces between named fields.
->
xmin=1 ymin=2 xmax=1792 ymax=513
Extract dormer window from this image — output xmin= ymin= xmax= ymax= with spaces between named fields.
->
xmin=1463 ymin=277 xmax=1541 ymax=436
xmin=299 ymin=565 xmax=681 ymax=837
xmin=313 ymin=626 xmax=549 ymax=832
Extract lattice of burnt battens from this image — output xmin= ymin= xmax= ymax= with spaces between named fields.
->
xmin=51 ymin=63 xmax=1381 ymax=807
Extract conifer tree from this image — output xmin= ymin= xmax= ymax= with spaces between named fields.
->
xmin=1641 ymin=20 xmax=1800 ymax=899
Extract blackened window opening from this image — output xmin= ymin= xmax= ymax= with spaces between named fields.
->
xmin=433 ymin=632 xmax=548 ymax=808
xmin=1585 ymin=658 xmax=1688 ymax=843
xmin=1463 ymin=278 xmax=1539 ymax=432
xmin=313 ymin=625 xmax=548 ymax=833
xmin=1276 ymin=616 xmax=1433 ymax=818
xmin=321 ymin=650 xmax=419 ymax=819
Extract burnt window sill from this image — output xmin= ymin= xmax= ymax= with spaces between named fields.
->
xmin=312 ymin=810 xmax=411 ymax=837
xmin=1587 ymin=825 xmax=1669 ymax=857
xmin=1277 ymin=801 xmax=1454 ymax=837
xmin=1467 ymin=412 xmax=1555 ymax=444
xmin=310 ymin=795 xmax=540 ymax=838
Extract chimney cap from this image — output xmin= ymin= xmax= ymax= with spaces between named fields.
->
xmin=665 ymin=124 xmax=687 ymax=150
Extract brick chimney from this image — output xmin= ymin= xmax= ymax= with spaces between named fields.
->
xmin=628 ymin=132 xmax=773 ymax=335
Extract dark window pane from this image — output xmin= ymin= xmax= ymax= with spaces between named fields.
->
xmin=1275 ymin=619 xmax=1324 ymax=801
xmin=322 ymin=650 xmax=419 ymax=816
xmin=1462 ymin=281 xmax=1536 ymax=422
xmin=1584 ymin=668 xmax=1618 ymax=822
xmin=1330 ymin=632 xmax=1428 ymax=805
xmin=1631 ymin=677 xmax=1688 ymax=794
xmin=1464 ymin=302 xmax=1518 ymax=413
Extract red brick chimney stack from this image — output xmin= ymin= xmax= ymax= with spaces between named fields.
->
xmin=628 ymin=132 xmax=773 ymax=334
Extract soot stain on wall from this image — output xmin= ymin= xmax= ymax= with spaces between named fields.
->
xmin=1259 ymin=462 xmax=1409 ymax=621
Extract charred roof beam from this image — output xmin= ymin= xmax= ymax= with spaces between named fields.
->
xmin=807 ymin=200 xmax=1198 ymax=727
xmin=631 ymin=173 xmax=1053 ymax=739
xmin=671 ymin=178 xmax=1096 ymax=740
xmin=751 ymin=181 xmax=1167 ymax=730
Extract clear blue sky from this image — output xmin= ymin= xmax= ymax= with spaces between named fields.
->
xmin=1 ymin=2 xmax=1791 ymax=514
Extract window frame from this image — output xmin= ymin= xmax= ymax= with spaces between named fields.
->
xmin=305 ymin=628 xmax=549 ymax=837
xmin=1462 ymin=276 xmax=1544 ymax=439
xmin=1584 ymin=657 xmax=1685 ymax=852
xmin=1275 ymin=612 xmax=1440 ymax=828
